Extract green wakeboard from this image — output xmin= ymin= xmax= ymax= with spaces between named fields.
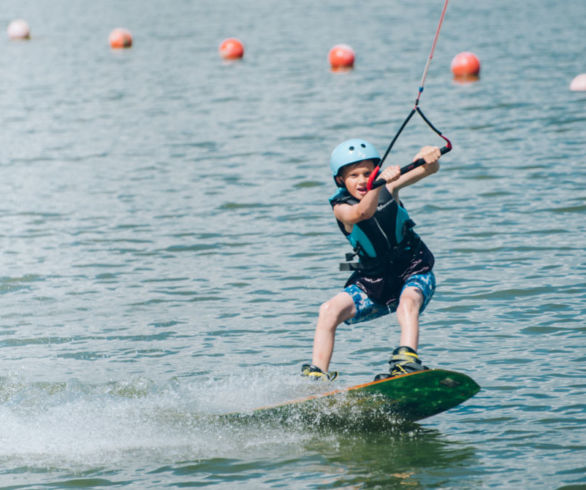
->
xmin=242 ymin=369 xmax=480 ymax=426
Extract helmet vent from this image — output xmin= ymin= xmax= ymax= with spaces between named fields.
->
xmin=349 ymin=146 xmax=354 ymax=151
xmin=360 ymin=143 xmax=366 ymax=148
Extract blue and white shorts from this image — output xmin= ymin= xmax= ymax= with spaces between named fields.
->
xmin=344 ymin=271 xmax=436 ymax=325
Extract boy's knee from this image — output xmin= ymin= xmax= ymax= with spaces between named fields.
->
xmin=319 ymin=295 xmax=353 ymax=325
xmin=398 ymin=289 xmax=423 ymax=313
xmin=319 ymin=299 xmax=338 ymax=319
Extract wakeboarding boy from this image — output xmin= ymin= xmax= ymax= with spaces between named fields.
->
xmin=302 ymin=139 xmax=441 ymax=381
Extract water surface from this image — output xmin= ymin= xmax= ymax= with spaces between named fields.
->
xmin=0 ymin=0 xmax=585 ymax=487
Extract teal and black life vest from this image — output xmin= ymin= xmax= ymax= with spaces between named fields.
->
xmin=329 ymin=186 xmax=423 ymax=274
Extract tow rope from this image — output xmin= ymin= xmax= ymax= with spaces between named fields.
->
xmin=367 ymin=0 xmax=452 ymax=191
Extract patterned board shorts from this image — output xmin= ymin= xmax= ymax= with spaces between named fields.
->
xmin=344 ymin=271 xmax=436 ymax=325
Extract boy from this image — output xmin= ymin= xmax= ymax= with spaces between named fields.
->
xmin=302 ymin=139 xmax=441 ymax=381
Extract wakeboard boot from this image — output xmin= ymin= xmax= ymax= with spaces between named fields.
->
xmin=301 ymin=363 xmax=338 ymax=381
xmin=374 ymin=346 xmax=429 ymax=381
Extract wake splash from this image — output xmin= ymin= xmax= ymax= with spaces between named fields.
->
xmin=0 ymin=370 xmax=409 ymax=472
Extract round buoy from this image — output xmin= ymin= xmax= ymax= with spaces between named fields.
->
xmin=109 ymin=28 xmax=133 ymax=49
xmin=329 ymin=44 xmax=355 ymax=71
xmin=451 ymin=52 xmax=480 ymax=80
xmin=219 ymin=38 xmax=244 ymax=60
xmin=7 ymin=19 xmax=30 ymax=40
xmin=569 ymin=74 xmax=586 ymax=91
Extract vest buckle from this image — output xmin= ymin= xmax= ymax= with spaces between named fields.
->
xmin=339 ymin=262 xmax=361 ymax=271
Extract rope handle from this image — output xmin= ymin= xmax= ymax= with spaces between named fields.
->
xmin=365 ymin=0 xmax=451 ymax=192
xmin=368 ymin=142 xmax=451 ymax=190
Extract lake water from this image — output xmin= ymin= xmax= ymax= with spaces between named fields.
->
xmin=1 ymin=0 xmax=585 ymax=488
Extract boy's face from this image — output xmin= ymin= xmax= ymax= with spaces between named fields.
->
xmin=337 ymin=159 xmax=377 ymax=200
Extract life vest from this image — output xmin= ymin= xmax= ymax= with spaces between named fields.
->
xmin=329 ymin=186 xmax=422 ymax=274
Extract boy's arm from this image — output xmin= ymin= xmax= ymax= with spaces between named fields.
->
xmin=334 ymin=165 xmax=402 ymax=229
xmin=333 ymin=189 xmax=382 ymax=229
xmin=387 ymin=146 xmax=440 ymax=200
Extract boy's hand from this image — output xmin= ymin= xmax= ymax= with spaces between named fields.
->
xmin=414 ymin=146 xmax=441 ymax=165
xmin=380 ymin=165 xmax=401 ymax=183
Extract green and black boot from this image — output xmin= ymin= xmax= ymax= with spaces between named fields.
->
xmin=374 ymin=346 xmax=428 ymax=381
xmin=301 ymin=364 xmax=338 ymax=381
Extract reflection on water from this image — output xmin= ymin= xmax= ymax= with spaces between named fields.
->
xmin=308 ymin=429 xmax=478 ymax=489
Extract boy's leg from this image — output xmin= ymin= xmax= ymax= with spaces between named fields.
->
xmin=374 ymin=271 xmax=436 ymax=380
xmin=396 ymin=287 xmax=424 ymax=351
xmin=374 ymin=288 xmax=424 ymax=381
xmin=396 ymin=271 xmax=436 ymax=350
xmin=311 ymin=292 xmax=356 ymax=372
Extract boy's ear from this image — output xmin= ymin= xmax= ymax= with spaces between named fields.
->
xmin=335 ymin=175 xmax=344 ymax=187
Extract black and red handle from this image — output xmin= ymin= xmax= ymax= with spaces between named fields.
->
xmin=369 ymin=143 xmax=451 ymax=190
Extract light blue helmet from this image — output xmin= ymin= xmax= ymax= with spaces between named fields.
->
xmin=330 ymin=138 xmax=381 ymax=186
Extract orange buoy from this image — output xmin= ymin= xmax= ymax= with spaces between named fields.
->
xmin=569 ymin=74 xmax=586 ymax=91
xmin=329 ymin=44 xmax=355 ymax=71
xmin=451 ymin=52 xmax=480 ymax=80
xmin=219 ymin=38 xmax=244 ymax=60
xmin=7 ymin=19 xmax=30 ymax=40
xmin=109 ymin=28 xmax=133 ymax=49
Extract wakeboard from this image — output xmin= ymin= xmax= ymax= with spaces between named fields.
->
xmin=240 ymin=369 xmax=479 ymax=426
